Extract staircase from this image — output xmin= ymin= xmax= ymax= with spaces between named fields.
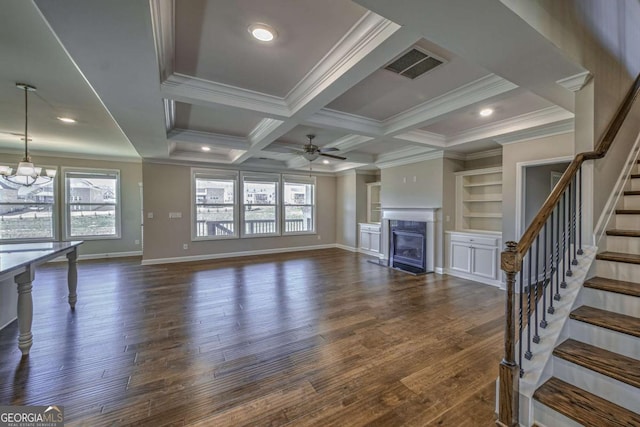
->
xmin=531 ymin=161 xmax=640 ymax=426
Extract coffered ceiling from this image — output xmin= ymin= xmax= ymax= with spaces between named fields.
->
xmin=0 ymin=0 xmax=589 ymax=172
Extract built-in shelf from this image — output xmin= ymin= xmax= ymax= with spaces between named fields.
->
xmin=367 ymin=182 xmax=382 ymax=224
xmin=455 ymin=167 xmax=503 ymax=233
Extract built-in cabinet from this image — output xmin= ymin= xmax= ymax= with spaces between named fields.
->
xmin=367 ymin=182 xmax=381 ymax=224
xmin=448 ymin=167 xmax=503 ymax=287
xmin=455 ymin=167 xmax=502 ymax=233
xmin=359 ymin=223 xmax=381 ymax=255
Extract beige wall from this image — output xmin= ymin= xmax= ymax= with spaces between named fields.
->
xmin=465 ymin=155 xmax=503 ymax=170
xmin=1 ymin=153 xmax=142 ymax=256
xmin=502 ymin=133 xmax=575 ymax=243
xmin=141 ymin=162 xmax=336 ymax=261
xmin=381 ymin=158 xmax=444 ymax=208
xmin=335 ymin=173 xmax=356 ymax=248
xmin=524 ymin=162 xmax=571 ymax=230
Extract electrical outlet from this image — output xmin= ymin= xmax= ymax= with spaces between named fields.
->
xmin=446 ymin=215 xmax=450 ymax=222
xmin=183 ymin=243 xmax=188 ymax=250
xmin=317 ymin=235 xmax=321 ymax=240
xmin=147 ymin=212 xmax=154 ymax=219
xmin=135 ymin=239 xmax=140 ymax=245
xmin=169 ymin=212 xmax=182 ymax=219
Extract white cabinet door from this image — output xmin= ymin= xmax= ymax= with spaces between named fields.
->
xmin=359 ymin=230 xmax=370 ymax=251
xmin=471 ymin=245 xmax=498 ymax=279
xmin=370 ymin=232 xmax=380 ymax=253
xmin=450 ymin=242 xmax=472 ymax=274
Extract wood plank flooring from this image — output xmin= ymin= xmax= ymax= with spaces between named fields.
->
xmin=0 ymin=249 xmax=505 ymax=426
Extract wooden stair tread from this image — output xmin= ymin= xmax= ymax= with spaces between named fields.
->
xmin=534 ymin=377 xmax=640 ymax=427
xmin=570 ymin=306 xmax=640 ymax=338
xmin=554 ymin=339 xmax=640 ymax=388
xmin=606 ymin=229 xmax=640 ymax=237
xmin=631 ymin=174 xmax=640 ymax=179
xmin=596 ymin=251 xmax=640 ymax=265
xmin=623 ymin=191 xmax=640 ymax=196
xmin=616 ymin=209 xmax=640 ymax=214
xmin=584 ymin=276 xmax=640 ymax=297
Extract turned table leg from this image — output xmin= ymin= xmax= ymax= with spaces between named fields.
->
xmin=67 ymin=248 xmax=78 ymax=309
xmin=15 ymin=267 xmax=35 ymax=356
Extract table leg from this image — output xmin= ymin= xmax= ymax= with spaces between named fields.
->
xmin=15 ymin=267 xmax=35 ymax=356
xmin=67 ymin=248 xmax=78 ymax=309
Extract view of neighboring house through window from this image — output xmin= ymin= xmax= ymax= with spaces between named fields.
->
xmin=0 ymin=172 xmax=56 ymax=241
xmin=283 ymin=175 xmax=315 ymax=234
xmin=242 ymin=172 xmax=279 ymax=236
xmin=193 ymin=169 xmax=238 ymax=239
xmin=64 ymin=169 xmax=120 ymax=239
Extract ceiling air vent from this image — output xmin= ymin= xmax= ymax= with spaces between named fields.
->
xmin=384 ymin=48 xmax=443 ymax=79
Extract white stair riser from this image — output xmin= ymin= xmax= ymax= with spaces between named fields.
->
xmin=580 ymin=288 xmax=640 ymax=317
xmin=631 ymin=178 xmax=640 ymax=191
xmin=606 ymin=235 xmax=640 ymax=254
xmin=615 ymin=213 xmax=640 ymax=229
xmin=568 ymin=318 xmax=640 ymax=360
xmin=553 ymin=356 xmax=640 ymax=413
xmin=533 ymin=401 xmax=584 ymax=427
xmin=623 ymin=195 xmax=640 ymax=210
xmin=595 ymin=259 xmax=640 ymax=282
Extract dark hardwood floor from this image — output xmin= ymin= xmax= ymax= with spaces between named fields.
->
xmin=0 ymin=248 xmax=505 ymax=426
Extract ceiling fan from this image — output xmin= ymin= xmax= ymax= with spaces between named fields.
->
xmin=294 ymin=134 xmax=346 ymax=162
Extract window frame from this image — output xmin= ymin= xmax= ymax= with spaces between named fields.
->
xmin=191 ymin=168 xmax=239 ymax=241
xmin=63 ymin=167 xmax=121 ymax=241
xmin=0 ymin=164 xmax=58 ymax=243
xmin=240 ymin=172 xmax=281 ymax=238
xmin=282 ymin=174 xmax=316 ymax=236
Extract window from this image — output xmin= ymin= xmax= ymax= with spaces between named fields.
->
xmin=64 ymin=169 xmax=120 ymax=239
xmin=0 ymin=170 xmax=57 ymax=241
xmin=283 ymin=175 xmax=315 ymax=234
xmin=192 ymin=169 xmax=238 ymax=239
xmin=241 ymin=172 xmax=279 ymax=236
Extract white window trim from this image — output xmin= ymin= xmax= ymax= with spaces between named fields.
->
xmin=0 ymin=163 xmax=58 ymax=243
xmin=62 ymin=167 xmax=121 ymax=241
xmin=282 ymin=174 xmax=316 ymax=236
xmin=191 ymin=168 xmax=239 ymax=241
xmin=240 ymin=171 xmax=281 ymax=238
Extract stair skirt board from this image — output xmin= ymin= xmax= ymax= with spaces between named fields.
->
xmin=579 ymin=287 xmax=640 ymax=317
xmin=552 ymin=356 xmax=640 ymax=413
xmin=532 ymin=400 xmax=585 ymax=427
xmin=595 ymin=259 xmax=640 ymax=282
xmin=568 ymin=318 xmax=640 ymax=363
xmin=606 ymin=235 xmax=640 ymax=254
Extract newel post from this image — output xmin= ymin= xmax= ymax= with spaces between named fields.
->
xmin=497 ymin=241 xmax=521 ymax=427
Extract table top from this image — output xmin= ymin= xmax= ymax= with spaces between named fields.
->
xmin=0 ymin=241 xmax=83 ymax=276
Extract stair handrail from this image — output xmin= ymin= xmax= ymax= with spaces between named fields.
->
xmin=497 ymin=72 xmax=640 ymax=427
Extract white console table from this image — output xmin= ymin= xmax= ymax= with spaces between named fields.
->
xmin=0 ymin=241 xmax=82 ymax=356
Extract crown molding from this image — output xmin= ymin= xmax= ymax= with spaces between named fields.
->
xmin=442 ymin=151 xmax=467 ymax=161
xmin=306 ymin=108 xmax=382 ymax=137
xmin=382 ymin=74 xmax=518 ymax=135
xmin=161 ymin=73 xmax=290 ymax=118
xmin=248 ymin=118 xmax=285 ymax=146
xmin=495 ymin=119 xmax=574 ymax=145
xmin=375 ymin=146 xmax=442 ymax=169
xmin=464 ymin=148 xmax=503 ymax=160
xmin=556 ymin=71 xmax=591 ymax=92
xmin=326 ymin=134 xmax=374 ymax=152
xmin=393 ymin=129 xmax=446 ymax=147
xmin=0 ymin=148 xmax=142 ymax=164
xmin=286 ymin=12 xmax=401 ymax=115
xmin=167 ymin=128 xmax=249 ymax=149
xmin=447 ymin=106 xmax=573 ymax=147
xmin=163 ymin=98 xmax=175 ymax=131
xmin=149 ymin=0 xmax=174 ymax=82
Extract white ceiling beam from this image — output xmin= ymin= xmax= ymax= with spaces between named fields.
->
xmin=305 ymin=108 xmax=382 ymax=137
xmin=393 ymin=130 xmax=446 ymax=148
xmin=167 ymin=129 xmax=249 ymax=150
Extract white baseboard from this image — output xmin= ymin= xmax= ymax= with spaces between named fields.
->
xmin=48 ymin=250 xmax=143 ymax=263
xmin=334 ymin=244 xmax=358 ymax=253
xmin=444 ymin=268 xmax=504 ymax=288
xmin=435 ymin=267 xmax=445 ymax=274
xmin=357 ymin=248 xmax=383 ymax=258
xmin=0 ymin=317 xmax=16 ymax=332
xmin=141 ymin=244 xmax=339 ymax=265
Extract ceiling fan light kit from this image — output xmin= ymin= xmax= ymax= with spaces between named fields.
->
xmin=0 ymin=83 xmax=56 ymax=187
xmin=299 ymin=134 xmax=347 ymax=163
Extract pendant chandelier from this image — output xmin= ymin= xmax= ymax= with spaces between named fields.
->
xmin=0 ymin=83 xmax=56 ymax=187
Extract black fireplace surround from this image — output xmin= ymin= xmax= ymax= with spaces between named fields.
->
xmin=390 ymin=220 xmax=427 ymax=274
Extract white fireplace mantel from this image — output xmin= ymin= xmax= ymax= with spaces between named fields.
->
xmin=381 ymin=207 xmax=439 ymax=273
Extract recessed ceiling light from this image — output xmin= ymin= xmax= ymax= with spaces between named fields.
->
xmin=322 ymin=159 xmax=330 ymax=164
xmin=201 ymin=146 xmax=211 ymax=152
xmin=479 ymin=108 xmax=494 ymax=117
xmin=57 ymin=117 xmax=76 ymax=123
xmin=248 ymin=24 xmax=276 ymax=42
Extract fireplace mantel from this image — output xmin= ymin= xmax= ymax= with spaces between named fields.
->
xmin=380 ymin=207 xmax=439 ymax=273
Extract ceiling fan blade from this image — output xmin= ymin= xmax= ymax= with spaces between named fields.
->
xmin=319 ymin=147 xmax=339 ymax=152
xmin=320 ymin=152 xmax=346 ymax=160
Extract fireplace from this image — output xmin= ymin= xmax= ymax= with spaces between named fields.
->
xmin=390 ymin=220 xmax=427 ymax=274
xmin=381 ymin=208 xmax=437 ymax=274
